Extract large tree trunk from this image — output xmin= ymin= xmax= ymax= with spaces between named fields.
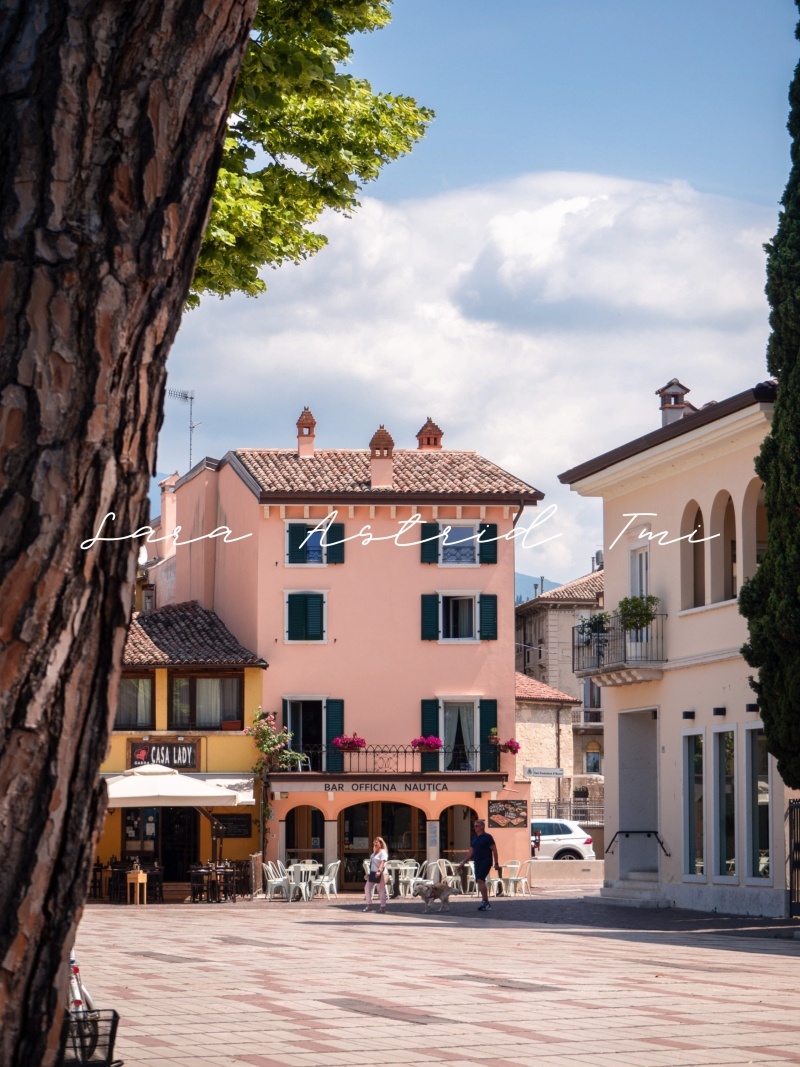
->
xmin=0 ymin=3 xmax=257 ymax=1062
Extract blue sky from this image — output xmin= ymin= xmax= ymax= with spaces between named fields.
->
xmin=157 ymin=1 xmax=799 ymax=584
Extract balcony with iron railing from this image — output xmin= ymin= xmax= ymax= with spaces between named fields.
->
xmin=268 ymin=744 xmax=504 ymax=776
xmin=572 ymin=613 xmax=666 ymax=685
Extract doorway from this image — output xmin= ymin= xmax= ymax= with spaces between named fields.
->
xmin=339 ymin=802 xmax=426 ymax=889
xmin=286 ymin=805 xmax=325 ymax=866
xmin=161 ymin=808 xmax=199 ymax=881
xmin=617 ymin=709 xmax=659 ymax=876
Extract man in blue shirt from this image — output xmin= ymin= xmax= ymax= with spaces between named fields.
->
xmin=458 ymin=818 xmax=500 ymax=911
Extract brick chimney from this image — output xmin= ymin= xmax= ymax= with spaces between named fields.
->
xmin=157 ymin=472 xmax=180 ymax=559
xmin=416 ymin=416 xmax=443 ymax=450
xmin=369 ymin=425 xmax=395 ymax=488
xmin=296 ymin=407 xmax=316 ymax=458
xmin=655 ymin=379 xmax=696 ymax=427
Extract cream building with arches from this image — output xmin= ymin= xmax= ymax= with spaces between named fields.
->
xmin=561 ymin=379 xmax=795 ymax=917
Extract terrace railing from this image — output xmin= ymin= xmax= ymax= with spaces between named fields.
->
xmin=276 ymin=744 xmax=501 ymax=775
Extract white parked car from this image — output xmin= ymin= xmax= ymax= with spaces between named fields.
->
xmin=531 ymin=819 xmax=596 ymax=860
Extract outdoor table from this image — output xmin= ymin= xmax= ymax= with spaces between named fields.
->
xmin=384 ymin=859 xmax=406 ymax=898
xmin=126 ymin=868 xmax=147 ymax=905
xmin=288 ymin=863 xmax=320 ymax=901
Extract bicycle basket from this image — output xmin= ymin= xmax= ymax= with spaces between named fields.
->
xmin=58 ymin=1008 xmax=120 ymax=1066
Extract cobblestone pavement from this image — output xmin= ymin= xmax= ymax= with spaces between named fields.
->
xmin=76 ymin=888 xmax=800 ymax=1067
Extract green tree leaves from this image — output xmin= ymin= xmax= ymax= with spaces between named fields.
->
xmin=189 ymin=0 xmax=433 ymax=306
xmin=740 ymin=1 xmax=800 ymax=788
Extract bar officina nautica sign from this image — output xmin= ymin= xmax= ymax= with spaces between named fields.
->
xmin=270 ymin=776 xmax=504 ymax=795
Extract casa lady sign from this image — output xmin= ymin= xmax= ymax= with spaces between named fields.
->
xmin=129 ymin=740 xmax=198 ymax=769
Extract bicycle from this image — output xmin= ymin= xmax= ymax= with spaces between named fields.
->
xmin=64 ymin=948 xmax=99 ymax=1062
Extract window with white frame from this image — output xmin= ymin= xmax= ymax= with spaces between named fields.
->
xmin=286 ymin=522 xmax=344 ymax=565
xmin=630 ymin=545 xmax=649 ymax=597
xmin=421 ymin=593 xmax=498 ymax=641
xmin=714 ymin=729 xmax=736 ymax=877
xmin=683 ymin=732 xmax=704 ymax=877
xmin=746 ymin=727 xmax=770 ymax=879
xmin=420 ymin=522 xmax=498 ymax=565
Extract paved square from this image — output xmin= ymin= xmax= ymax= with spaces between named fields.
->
xmin=76 ymin=889 xmax=800 ymax=1066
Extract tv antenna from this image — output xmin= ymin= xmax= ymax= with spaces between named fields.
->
xmin=167 ymin=389 xmax=202 ymax=468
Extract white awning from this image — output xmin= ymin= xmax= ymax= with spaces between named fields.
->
xmin=194 ymin=774 xmax=256 ymax=806
xmin=103 ymin=767 xmax=256 ymax=807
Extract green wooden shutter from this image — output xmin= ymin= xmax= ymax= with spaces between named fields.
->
xmin=421 ymin=594 xmax=440 ymax=640
xmin=325 ymin=698 xmax=344 ymax=773
xmin=326 ymin=523 xmax=345 ymax=564
xmin=288 ymin=524 xmax=308 ymax=564
xmin=282 ymin=698 xmax=289 ymax=728
xmin=420 ymin=699 xmax=440 ymax=773
xmin=479 ymin=699 xmax=498 ymax=772
xmin=306 ymin=593 xmax=325 ymax=640
xmin=479 ymin=594 xmax=498 ymax=640
xmin=420 ymin=523 xmax=440 ymax=563
xmin=478 ymin=523 xmax=498 ymax=564
xmin=287 ymin=593 xmax=307 ymax=639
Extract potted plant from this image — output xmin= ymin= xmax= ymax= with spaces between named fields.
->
xmin=332 ymin=732 xmax=367 ymax=752
xmin=577 ymin=612 xmax=611 ymax=642
xmin=498 ymin=739 xmax=521 ymax=754
xmin=488 ymin=727 xmax=499 ymax=746
xmin=616 ymin=595 xmax=659 ymax=632
xmin=411 ymin=735 xmax=443 ymax=753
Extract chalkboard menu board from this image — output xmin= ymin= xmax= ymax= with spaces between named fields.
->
xmin=488 ymin=799 xmax=528 ymax=828
xmin=215 ymin=814 xmax=253 ymax=838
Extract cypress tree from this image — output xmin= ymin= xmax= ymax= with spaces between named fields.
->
xmin=740 ymin=2 xmax=800 ymax=788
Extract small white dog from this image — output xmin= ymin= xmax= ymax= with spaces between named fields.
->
xmin=412 ymin=881 xmax=460 ymax=912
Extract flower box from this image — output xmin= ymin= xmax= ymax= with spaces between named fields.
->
xmin=488 ymin=736 xmax=500 ymax=746
xmin=221 ymin=720 xmax=243 ymax=731
xmin=332 ymin=733 xmax=367 ymax=752
xmin=411 ymin=735 xmax=443 ymax=752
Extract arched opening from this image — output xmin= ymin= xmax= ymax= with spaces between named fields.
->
xmin=285 ymin=804 xmax=325 ymax=867
xmin=439 ymin=803 xmax=478 ymax=866
xmin=338 ymin=801 xmax=427 ymax=890
xmin=741 ymin=479 xmax=767 ymax=584
xmin=584 ymin=740 xmax=602 ymax=775
xmin=680 ymin=500 xmax=705 ymax=609
xmin=709 ymin=491 xmax=736 ymax=603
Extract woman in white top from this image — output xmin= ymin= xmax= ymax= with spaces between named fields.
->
xmin=363 ymin=836 xmax=389 ymax=913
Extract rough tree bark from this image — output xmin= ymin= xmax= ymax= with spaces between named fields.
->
xmin=0 ymin=3 xmax=257 ymax=1063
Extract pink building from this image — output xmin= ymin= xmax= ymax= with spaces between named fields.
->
xmin=145 ymin=411 xmax=543 ymax=889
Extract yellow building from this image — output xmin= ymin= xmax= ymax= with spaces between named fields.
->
xmin=98 ymin=601 xmax=266 ymax=882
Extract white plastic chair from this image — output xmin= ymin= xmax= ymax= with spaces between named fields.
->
xmin=310 ymin=860 xmax=340 ymax=900
xmin=397 ymin=860 xmax=419 ymax=896
xmin=438 ymin=859 xmax=462 ymax=889
xmin=409 ymin=859 xmax=436 ymax=892
xmin=464 ymin=861 xmax=477 ymax=895
xmin=504 ymin=860 xmax=531 ymax=896
xmin=263 ymin=862 xmax=293 ymax=901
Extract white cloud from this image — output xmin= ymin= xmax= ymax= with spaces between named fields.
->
xmin=161 ymin=171 xmax=775 ymax=584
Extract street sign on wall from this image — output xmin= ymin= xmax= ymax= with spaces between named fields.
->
xmin=524 ymin=767 xmax=564 ymax=777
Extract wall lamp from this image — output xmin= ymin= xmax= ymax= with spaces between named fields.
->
xmin=746 ymin=703 xmax=759 ymax=713
xmin=682 ymin=711 xmax=695 ymax=720
xmin=712 ymin=707 xmax=727 ymax=717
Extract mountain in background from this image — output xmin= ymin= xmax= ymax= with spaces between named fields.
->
xmin=515 ymin=573 xmax=561 ymax=604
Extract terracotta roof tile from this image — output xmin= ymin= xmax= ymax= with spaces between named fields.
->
xmin=232 ymin=448 xmax=542 ymax=500
xmin=537 ymin=570 xmax=604 ymax=603
xmin=124 ymin=602 xmax=267 ymax=668
xmin=515 ymin=672 xmax=580 ymax=704
xmin=517 ymin=571 xmax=604 ymax=610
